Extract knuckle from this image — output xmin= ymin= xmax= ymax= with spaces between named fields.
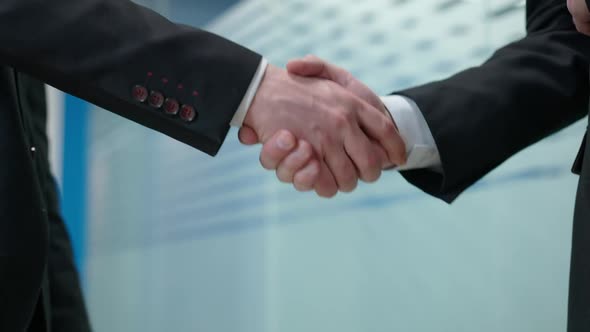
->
xmin=340 ymin=181 xmax=357 ymax=193
xmin=294 ymin=183 xmax=311 ymax=192
xmin=276 ymin=168 xmax=293 ymax=183
xmin=364 ymin=153 xmax=380 ymax=171
xmin=316 ymin=183 xmax=338 ymax=198
xmin=294 ymin=176 xmax=313 ymax=192
xmin=338 ymin=171 xmax=358 ymax=192
xmin=320 ymin=189 xmax=338 ymax=198
xmin=260 ymin=155 xmax=274 ymax=170
xmin=294 ymin=161 xmax=320 ymax=191
xmin=332 ymin=112 xmax=349 ymax=129
xmin=363 ymin=168 xmax=381 ymax=183
xmin=369 ymin=153 xmax=381 ymax=171
xmin=332 ymin=108 xmax=355 ymax=130
xmin=297 ymin=142 xmax=313 ymax=161
xmin=343 ymin=107 xmax=356 ymax=123
xmin=353 ymin=149 xmax=379 ymax=180
xmin=316 ymin=131 xmax=332 ymax=150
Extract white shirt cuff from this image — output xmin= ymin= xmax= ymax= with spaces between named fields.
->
xmin=381 ymin=95 xmax=442 ymax=171
xmin=230 ymin=58 xmax=268 ymax=127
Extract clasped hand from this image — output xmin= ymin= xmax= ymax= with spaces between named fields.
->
xmin=241 ymin=55 xmax=406 ymax=197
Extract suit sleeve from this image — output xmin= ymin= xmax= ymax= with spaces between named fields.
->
xmin=0 ymin=0 xmax=262 ymax=155
xmin=396 ymin=0 xmax=590 ymax=202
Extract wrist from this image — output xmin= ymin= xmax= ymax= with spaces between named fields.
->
xmin=244 ymin=63 xmax=279 ymax=129
xmin=231 ymin=58 xmax=269 ymax=127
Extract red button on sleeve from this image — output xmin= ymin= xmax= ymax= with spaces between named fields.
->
xmin=179 ymin=105 xmax=197 ymax=122
xmin=148 ymin=91 xmax=165 ymax=108
xmin=132 ymin=85 xmax=148 ymax=102
xmin=163 ymin=98 xmax=179 ymax=115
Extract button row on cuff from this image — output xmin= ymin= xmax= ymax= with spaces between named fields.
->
xmin=132 ymin=85 xmax=197 ymax=123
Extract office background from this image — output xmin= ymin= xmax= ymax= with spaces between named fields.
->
xmin=46 ymin=0 xmax=588 ymax=331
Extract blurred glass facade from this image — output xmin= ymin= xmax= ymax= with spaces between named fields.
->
xmin=83 ymin=0 xmax=586 ymax=331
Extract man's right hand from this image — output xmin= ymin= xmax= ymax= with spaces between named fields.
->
xmin=242 ymin=63 xmax=405 ymax=197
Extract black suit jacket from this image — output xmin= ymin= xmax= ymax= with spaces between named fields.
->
xmin=21 ymin=76 xmax=91 ymax=332
xmin=0 ymin=0 xmax=261 ymax=330
xmin=398 ymin=1 xmax=590 ymax=331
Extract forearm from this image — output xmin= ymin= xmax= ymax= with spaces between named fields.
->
xmin=0 ymin=0 xmax=262 ymax=155
xmin=398 ymin=28 xmax=590 ymax=202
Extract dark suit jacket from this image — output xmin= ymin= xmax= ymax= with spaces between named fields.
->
xmin=21 ymin=76 xmax=92 ymax=332
xmin=0 ymin=0 xmax=261 ymax=330
xmin=398 ymin=1 xmax=590 ymax=331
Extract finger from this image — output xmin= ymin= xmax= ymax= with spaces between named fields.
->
xmin=343 ymin=124 xmax=383 ymax=183
xmin=374 ymin=141 xmax=394 ymax=169
xmin=293 ymin=159 xmax=320 ymax=192
xmin=259 ymin=130 xmax=297 ymax=170
xmin=287 ymin=55 xmax=351 ymax=87
xmin=287 ymin=55 xmax=326 ymax=77
xmin=276 ymin=140 xmax=314 ymax=183
xmin=289 ymin=56 xmax=387 ymax=118
xmin=238 ymin=126 xmax=259 ymax=145
xmin=324 ymin=145 xmax=358 ymax=193
xmin=356 ymin=100 xmax=407 ymax=166
xmin=314 ymin=161 xmax=338 ymax=198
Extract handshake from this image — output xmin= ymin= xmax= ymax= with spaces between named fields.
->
xmin=240 ymin=55 xmax=406 ymax=198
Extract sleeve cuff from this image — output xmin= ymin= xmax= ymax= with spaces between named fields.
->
xmin=381 ymin=95 xmax=442 ymax=171
xmin=230 ymin=58 xmax=268 ymax=127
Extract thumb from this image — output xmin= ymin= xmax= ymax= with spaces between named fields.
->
xmin=238 ymin=126 xmax=259 ymax=145
xmin=287 ymin=55 xmax=327 ymax=77
xmin=288 ymin=55 xmax=353 ymax=88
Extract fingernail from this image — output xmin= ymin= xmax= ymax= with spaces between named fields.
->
xmin=276 ymin=132 xmax=295 ymax=150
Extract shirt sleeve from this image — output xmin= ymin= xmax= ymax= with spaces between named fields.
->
xmin=381 ymin=95 xmax=442 ymax=171
xmin=230 ymin=58 xmax=268 ymax=127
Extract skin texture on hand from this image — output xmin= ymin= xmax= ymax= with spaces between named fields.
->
xmin=241 ymin=57 xmax=405 ymax=197
xmin=242 ymin=63 xmax=405 ymax=197
xmin=568 ymin=0 xmax=590 ymax=34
